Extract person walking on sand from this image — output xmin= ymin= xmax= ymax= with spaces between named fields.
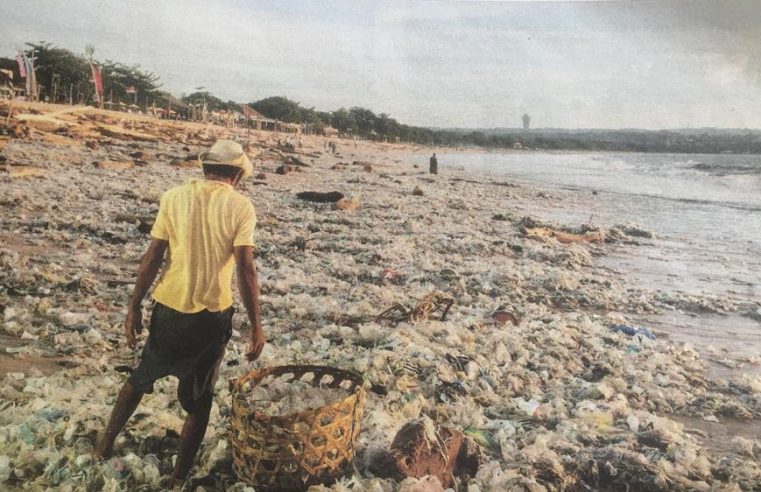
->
xmin=429 ymin=152 xmax=438 ymax=174
xmin=95 ymin=139 xmax=265 ymax=487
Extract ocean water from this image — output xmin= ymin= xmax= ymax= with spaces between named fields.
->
xmin=420 ymin=152 xmax=761 ymax=245
xmin=415 ymin=151 xmax=761 ymax=365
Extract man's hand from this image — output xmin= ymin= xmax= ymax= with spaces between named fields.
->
xmin=124 ymin=238 xmax=167 ymax=349
xmin=235 ymin=245 xmax=264 ymax=362
xmin=246 ymin=325 xmax=265 ymax=362
xmin=124 ymin=307 xmax=143 ymax=349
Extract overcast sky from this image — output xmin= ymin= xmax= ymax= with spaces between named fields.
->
xmin=1 ymin=0 xmax=759 ymax=129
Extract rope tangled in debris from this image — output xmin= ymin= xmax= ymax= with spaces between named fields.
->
xmin=375 ymin=291 xmax=454 ymax=325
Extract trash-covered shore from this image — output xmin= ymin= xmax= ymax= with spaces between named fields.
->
xmin=1 ymin=102 xmax=760 ymax=491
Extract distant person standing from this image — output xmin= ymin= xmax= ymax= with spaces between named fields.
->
xmin=429 ymin=152 xmax=438 ymax=174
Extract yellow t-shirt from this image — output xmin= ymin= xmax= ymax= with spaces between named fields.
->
xmin=150 ymin=179 xmax=256 ymax=313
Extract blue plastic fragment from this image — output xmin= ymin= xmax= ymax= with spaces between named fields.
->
xmin=18 ymin=422 xmax=36 ymax=445
xmin=611 ymin=324 xmax=656 ymax=341
xmin=36 ymin=407 xmax=66 ymax=422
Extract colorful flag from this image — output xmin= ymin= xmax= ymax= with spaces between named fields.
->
xmin=90 ymin=64 xmax=103 ymax=95
xmin=23 ymin=53 xmax=33 ymax=79
xmin=23 ymin=53 xmax=36 ymax=100
xmin=16 ymin=51 xmax=27 ymax=78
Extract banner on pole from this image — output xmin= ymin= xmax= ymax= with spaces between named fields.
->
xmin=16 ymin=51 xmax=27 ymax=78
xmin=90 ymin=64 xmax=104 ymax=96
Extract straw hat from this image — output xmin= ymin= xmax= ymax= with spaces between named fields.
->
xmin=198 ymin=139 xmax=253 ymax=178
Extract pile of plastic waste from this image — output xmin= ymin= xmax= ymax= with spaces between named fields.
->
xmin=1 ymin=103 xmax=760 ymax=491
xmin=243 ymin=378 xmax=352 ymax=415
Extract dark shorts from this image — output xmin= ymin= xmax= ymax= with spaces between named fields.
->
xmin=128 ymin=302 xmax=233 ymax=412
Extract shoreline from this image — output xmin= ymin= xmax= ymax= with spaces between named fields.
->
xmin=1 ymin=102 xmax=760 ymax=490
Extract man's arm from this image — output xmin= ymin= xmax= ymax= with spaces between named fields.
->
xmin=234 ymin=246 xmax=265 ymax=361
xmin=125 ymin=238 xmax=168 ymax=348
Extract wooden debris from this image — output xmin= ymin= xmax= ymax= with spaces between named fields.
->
xmin=523 ymin=226 xmax=605 ymax=244
xmin=286 ymin=155 xmax=309 ymax=167
xmin=6 ymin=123 xmax=30 ymax=139
xmin=296 ymin=191 xmax=344 ymax=203
xmin=95 ymin=124 xmax=158 ymax=142
xmin=93 ymin=160 xmax=134 ymax=171
xmin=40 ymin=133 xmax=81 ymax=146
xmin=275 ymin=164 xmax=291 ymax=175
xmin=376 ymin=291 xmax=454 ymax=325
xmin=492 ymin=309 xmax=520 ymax=327
xmin=335 ymin=197 xmax=360 ymax=211
xmin=171 ymin=157 xmax=198 ymax=169
xmin=8 ymin=166 xmax=45 ymax=178
xmin=129 ymin=150 xmax=148 ymax=160
xmin=14 ymin=113 xmax=71 ymax=133
xmin=114 ymin=214 xmax=154 ymax=234
xmin=371 ymin=420 xmax=482 ymax=488
xmin=352 ymin=160 xmax=375 ymax=167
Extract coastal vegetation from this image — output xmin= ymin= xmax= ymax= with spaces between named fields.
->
xmin=3 ymin=42 xmax=760 ymax=154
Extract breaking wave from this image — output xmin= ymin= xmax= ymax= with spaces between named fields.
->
xmin=689 ymin=161 xmax=761 ymax=176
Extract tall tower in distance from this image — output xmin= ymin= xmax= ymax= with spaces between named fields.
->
xmin=522 ymin=113 xmax=531 ymax=130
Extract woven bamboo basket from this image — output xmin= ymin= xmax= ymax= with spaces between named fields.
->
xmin=230 ymin=365 xmax=366 ymax=491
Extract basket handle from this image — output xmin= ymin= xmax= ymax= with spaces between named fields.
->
xmin=346 ymin=387 xmax=365 ymax=458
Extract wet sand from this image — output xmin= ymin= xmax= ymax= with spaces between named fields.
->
xmin=498 ymin=175 xmax=761 ymax=377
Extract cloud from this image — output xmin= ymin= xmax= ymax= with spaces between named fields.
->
xmin=0 ymin=0 xmax=758 ymax=128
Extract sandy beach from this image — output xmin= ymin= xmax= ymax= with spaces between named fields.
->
xmin=1 ymin=102 xmax=760 ymax=491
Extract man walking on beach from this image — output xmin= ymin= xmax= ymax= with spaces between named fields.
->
xmin=429 ymin=152 xmax=438 ymax=174
xmin=95 ymin=139 xmax=265 ymax=486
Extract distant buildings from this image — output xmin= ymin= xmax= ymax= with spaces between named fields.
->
xmin=522 ymin=113 xmax=531 ymax=130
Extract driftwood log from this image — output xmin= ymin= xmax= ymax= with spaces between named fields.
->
xmin=114 ymin=214 xmax=154 ymax=234
xmin=296 ymin=191 xmax=345 ymax=203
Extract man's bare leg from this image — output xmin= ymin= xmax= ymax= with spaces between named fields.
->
xmin=95 ymin=382 xmax=144 ymax=458
xmin=169 ymin=394 xmax=213 ymax=486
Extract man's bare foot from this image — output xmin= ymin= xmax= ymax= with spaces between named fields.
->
xmin=162 ymin=475 xmax=184 ymax=490
xmin=93 ymin=434 xmax=113 ymax=459
xmin=95 ymin=382 xmax=144 ymax=460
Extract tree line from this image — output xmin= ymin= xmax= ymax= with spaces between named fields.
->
xmin=1 ymin=42 xmax=163 ymax=106
xmin=246 ymin=96 xmax=761 ymax=153
xmin=2 ymin=42 xmax=759 ymax=153
xmin=248 ymin=96 xmax=435 ymax=143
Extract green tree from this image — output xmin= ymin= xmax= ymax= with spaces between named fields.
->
xmin=24 ymin=41 xmax=93 ymax=103
xmin=375 ymin=113 xmax=400 ymax=137
xmin=250 ymin=96 xmax=307 ymax=123
xmin=181 ymin=91 xmax=230 ymax=111
xmin=102 ymin=60 xmax=161 ymax=104
xmin=314 ymin=111 xmax=332 ymax=125
xmin=349 ymin=107 xmax=377 ymax=135
xmin=330 ymin=107 xmax=355 ymax=133
xmin=18 ymin=42 xmax=163 ymax=106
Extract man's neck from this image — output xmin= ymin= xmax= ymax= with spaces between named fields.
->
xmin=204 ymin=175 xmax=235 ymax=186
